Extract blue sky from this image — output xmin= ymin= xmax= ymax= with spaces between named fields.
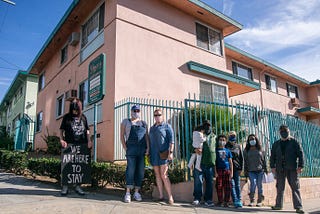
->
xmin=0 ymin=0 xmax=319 ymax=102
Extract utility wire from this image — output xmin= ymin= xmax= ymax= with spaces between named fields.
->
xmin=0 ymin=56 xmax=22 ymax=70
xmin=0 ymin=4 xmax=8 ymax=33
xmin=0 ymin=66 xmax=18 ymax=70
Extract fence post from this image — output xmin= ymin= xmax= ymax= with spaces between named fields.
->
xmin=184 ymin=98 xmax=190 ymax=180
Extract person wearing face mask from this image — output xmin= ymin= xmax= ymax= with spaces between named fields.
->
xmin=192 ymin=120 xmax=216 ymax=207
xmin=226 ymin=131 xmax=243 ymax=208
xmin=120 ymin=105 xmax=149 ymax=203
xmin=215 ymin=134 xmax=233 ymax=207
xmin=149 ymin=109 xmax=174 ymax=205
xmin=60 ymin=98 xmax=92 ymax=196
xmin=243 ymin=134 xmax=267 ymax=207
xmin=270 ymin=125 xmax=304 ymax=213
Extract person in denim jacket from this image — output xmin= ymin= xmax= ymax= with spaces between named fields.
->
xmin=120 ymin=105 xmax=149 ymax=203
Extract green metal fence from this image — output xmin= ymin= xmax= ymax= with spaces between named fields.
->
xmin=114 ymin=95 xmax=320 ymax=178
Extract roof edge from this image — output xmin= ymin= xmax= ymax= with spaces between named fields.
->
xmin=27 ymin=0 xmax=80 ymax=74
xmin=0 ymin=70 xmax=29 ymax=109
xmin=188 ymin=0 xmax=243 ymax=30
xmin=225 ymin=43 xmax=311 ymax=85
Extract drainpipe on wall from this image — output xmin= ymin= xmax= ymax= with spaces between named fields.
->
xmin=259 ymin=68 xmax=267 ymax=109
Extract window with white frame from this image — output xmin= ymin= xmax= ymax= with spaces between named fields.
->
xmin=265 ymin=74 xmax=277 ymax=93
xmin=36 ymin=111 xmax=43 ymax=132
xmin=200 ymin=81 xmax=226 ymax=103
xmin=56 ymin=95 xmax=64 ymax=118
xmin=60 ymin=45 xmax=68 ymax=64
xmin=79 ymin=80 xmax=88 ymax=109
xmin=81 ymin=3 xmax=105 ymax=48
xmin=232 ymin=61 xmax=253 ymax=80
xmin=286 ymin=83 xmax=299 ymax=98
xmin=196 ymin=23 xmax=222 ymax=56
xmin=38 ymin=73 xmax=45 ymax=91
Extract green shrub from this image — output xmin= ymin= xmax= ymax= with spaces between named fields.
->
xmin=0 ymin=126 xmax=14 ymax=150
xmin=0 ymin=150 xmax=185 ymax=194
xmin=0 ymin=150 xmax=27 ymax=174
xmin=42 ymin=128 xmax=61 ymax=155
xmin=27 ymin=158 xmax=61 ymax=181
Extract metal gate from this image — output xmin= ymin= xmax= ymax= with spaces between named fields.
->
xmin=115 ymin=96 xmax=320 ymax=177
xmin=14 ymin=114 xmax=35 ymax=151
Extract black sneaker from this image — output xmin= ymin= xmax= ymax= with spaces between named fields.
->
xmin=296 ymin=208 xmax=304 ymax=213
xmin=271 ymin=206 xmax=282 ymax=210
xmin=60 ymin=185 xmax=68 ymax=196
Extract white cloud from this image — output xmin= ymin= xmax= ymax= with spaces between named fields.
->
xmin=226 ymin=0 xmax=320 ymax=81
xmin=0 ymin=78 xmax=12 ymax=86
xmin=222 ymin=0 xmax=234 ymax=17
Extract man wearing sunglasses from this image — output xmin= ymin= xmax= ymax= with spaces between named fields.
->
xmin=120 ymin=105 xmax=149 ymax=203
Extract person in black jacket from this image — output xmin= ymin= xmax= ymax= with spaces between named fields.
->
xmin=226 ymin=131 xmax=243 ymax=208
xmin=270 ymin=125 xmax=304 ymax=214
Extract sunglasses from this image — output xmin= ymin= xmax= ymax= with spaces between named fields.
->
xmin=154 ymin=114 xmax=162 ymax=117
xmin=133 ymin=110 xmax=140 ymax=113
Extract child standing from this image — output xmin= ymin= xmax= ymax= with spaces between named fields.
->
xmin=215 ymin=134 xmax=233 ymax=207
xmin=244 ymin=134 xmax=267 ymax=207
xmin=226 ymin=131 xmax=243 ymax=208
xmin=188 ymin=125 xmax=206 ymax=171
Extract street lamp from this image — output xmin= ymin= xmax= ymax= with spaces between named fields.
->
xmin=1 ymin=0 xmax=15 ymax=5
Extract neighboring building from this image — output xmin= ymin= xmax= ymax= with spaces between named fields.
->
xmin=26 ymin=0 xmax=319 ymax=160
xmin=0 ymin=71 xmax=38 ymax=150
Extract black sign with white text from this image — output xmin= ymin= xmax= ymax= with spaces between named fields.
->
xmin=61 ymin=144 xmax=91 ymax=185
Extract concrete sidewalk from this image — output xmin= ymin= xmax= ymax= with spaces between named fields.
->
xmin=0 ymin=172 xmax=319 ymax=214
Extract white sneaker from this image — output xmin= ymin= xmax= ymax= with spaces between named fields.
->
xmin=124 ymin=192 xmax=131 ymax=203
xmin=192 ymin=200 xmax=200 ymax=206
xmin=133 ymin=192 xmax=142 ymax=201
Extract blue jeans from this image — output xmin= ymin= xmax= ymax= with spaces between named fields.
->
xmin=249 ymin=171 xmax=264 ymax=195
xmin=231 ymin=170 xmax=241 ymax=203
xmin=193 ymin=165 xmax=214 ymax=202
xmin=125 ymin=155 xmax=145 ymax=189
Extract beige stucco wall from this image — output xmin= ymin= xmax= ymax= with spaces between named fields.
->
xmin=114 ymin=0 xmax=229 ymax=102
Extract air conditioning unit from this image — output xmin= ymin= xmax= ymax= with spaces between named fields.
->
xmin=291 ymin=98 xmax=300 ymax=107
xmin=65 ymin=89 xmax=77 ymax=101
xmin=68 ymin=32 xmax=80 ymax=46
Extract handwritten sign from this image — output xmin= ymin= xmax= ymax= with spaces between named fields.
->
xmin=61 ymin=144 xmax=91 ymax=185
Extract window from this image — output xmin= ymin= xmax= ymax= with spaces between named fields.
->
xmin=81 ymin=3 xmax=105 ymax=48
xmin=38 ymin=73 xmax=45 ymax=91
xmin=232 ymin=61 xmax=253 ymax=80
xmin=56 ymin=95 xmax=64 ymax=118
xmin=265 ymin=75 xmax=277 ymax=93
xmin=79 ymin=80 xmax=88 ymax=109
xmin=60 ymin=45 xmax=68 ymax=64
xmin=196 ymin=23 xmax=222 ymax=56
xmin=286 ymin=83 xmax=299 ymax=98
xmin=36 ymin=111 xmax=43 ymax=132
xmin=200 ymin=81 xmax=226 ymax=103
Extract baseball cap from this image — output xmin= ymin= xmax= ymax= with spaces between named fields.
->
xmin=131 ymin=105 xmax=140 ymax=111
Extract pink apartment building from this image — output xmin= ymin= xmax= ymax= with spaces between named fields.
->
xmin=28 ymin=0 xmax=320 ymax=161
